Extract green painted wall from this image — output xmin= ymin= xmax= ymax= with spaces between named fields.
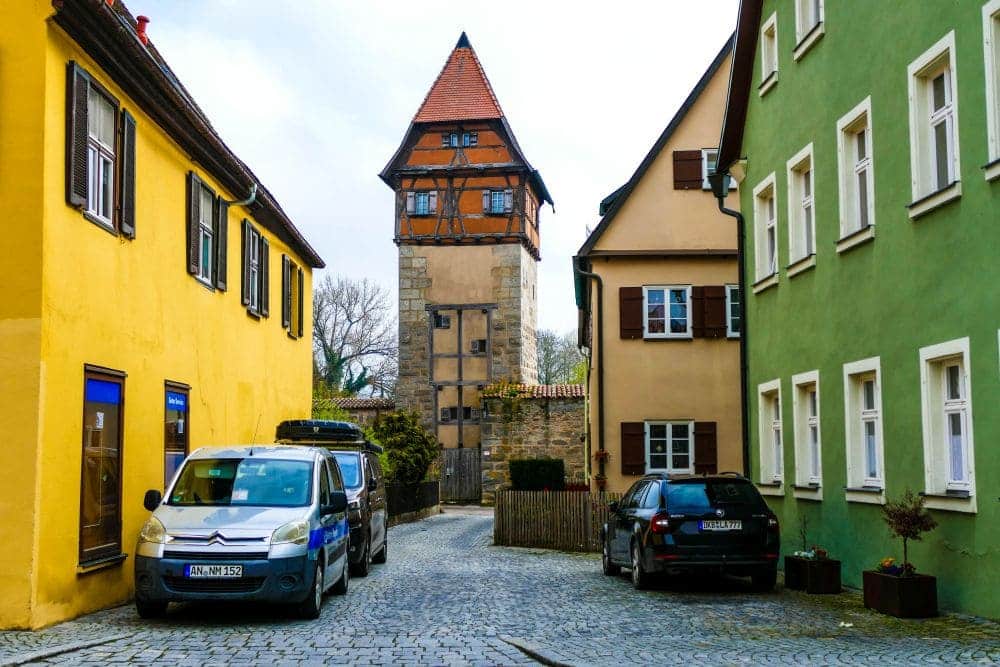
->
xmin=739 ymin=0 xmax=1000 ymax=618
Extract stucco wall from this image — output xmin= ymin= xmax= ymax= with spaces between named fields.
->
xmin=480 ymin=397 xmax=586 ymax=504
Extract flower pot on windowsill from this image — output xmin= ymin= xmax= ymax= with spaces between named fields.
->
xmin=862 ymin=571 xmax=938 ymax=618
xmin=805 ymin=558 xmax=841 ymax=594
xmin=783 ymin=555 xmax=809 ymax=590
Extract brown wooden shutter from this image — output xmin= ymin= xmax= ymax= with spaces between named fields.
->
xmin=118 ymin=109 xmax=137 ymax=239
xmin=621 ymin=422 xmax=646 ymax=475
xmin=186 ymin=172 xmax=202 ymax=276
xmin=691 ymin=286 xmax=706 ymax=337
xmin=619 ymin=287 xmax=643 ymax=339
xmin=673 ymin=150 xmax=704 ymax=189
xmin=405 ymin=191 xmax=415 ymax=214
xmin=694 ymin=421 xmax=718 ymax=475
xmin=260 ymin=237 xmax=270 ymax=317
xmin=482 ymin=190 xmax=490 ymax=212
xmin=297 ymin=267 xmax=305 ymax=338
xmin=703 ymin=286 xmax=727 ymax=338
xmin=281 ymin=255 xmax=291 ymax=329
xmin=240 ymin=221 xmax=251 ymax=306
xmin=214 ymin=197 xmax=228 ymax=291
xmin=428 ymin=190 xmax=437 ymax=213
xmin=66 ymin=62 xmax=89 ymax=208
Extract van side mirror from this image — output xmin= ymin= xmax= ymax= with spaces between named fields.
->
xmin=324 ymin=490 xmax=348 ymax=515
xmin=143 ymin=489 xmax=162 ymax=512
xmin=608 ymin=500 xmax=619 ymax=514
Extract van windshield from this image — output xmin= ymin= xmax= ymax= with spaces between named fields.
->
xmin=332 ymin=452 xmax=362 ymax=489
xmin=169 ymin=458 xmax=313 ymax=507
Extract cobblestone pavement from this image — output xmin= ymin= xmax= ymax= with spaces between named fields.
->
xmin=3 ymin=509 xmax=1000 ymax=665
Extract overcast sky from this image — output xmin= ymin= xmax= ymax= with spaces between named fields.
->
xmin=127 ymin=0 xmax=739 ymax=336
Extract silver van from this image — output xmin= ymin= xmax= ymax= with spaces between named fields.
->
xmin=134 ymin=445 xmax=350 ymax=619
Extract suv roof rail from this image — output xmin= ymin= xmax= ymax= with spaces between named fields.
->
xmin=716 ymin=471 xmax=746 ymax=478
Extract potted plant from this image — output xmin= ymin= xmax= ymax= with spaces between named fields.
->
xmin=863 ymin=490 xmax=939 ymax=618
xmin=803 ymin=546 xmax=841 ymax=594
xmin=783 ymin=516 xmax=811 ymax=590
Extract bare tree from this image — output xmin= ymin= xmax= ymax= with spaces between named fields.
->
xmin=313 ymin=275 xmax=398 ymax=396
xmin=536 ymin=329 xmax=584 ymax=385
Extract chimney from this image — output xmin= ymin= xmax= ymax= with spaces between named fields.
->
xmin=136 ymin=15 xmax=150 ymax=45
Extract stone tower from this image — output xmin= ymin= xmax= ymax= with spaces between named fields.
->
xmin=381 ymin=33 xmax=552 ymax=449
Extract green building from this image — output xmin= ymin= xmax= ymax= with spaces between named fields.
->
xmin=715 ymin=0 xmax=1000 ymax=617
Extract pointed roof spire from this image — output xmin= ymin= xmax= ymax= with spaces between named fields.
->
xmin=412 ymin=33 xmax=504 ymax=123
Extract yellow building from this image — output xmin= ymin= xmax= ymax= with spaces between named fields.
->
xmin=574 ymin=38 xmax=743 ymax=494
xmin=0 ymin=0 xmax=323 ymax=629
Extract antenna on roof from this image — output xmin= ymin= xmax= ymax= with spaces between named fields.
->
xmin=455 ymin=31 xmax=471 ymax=49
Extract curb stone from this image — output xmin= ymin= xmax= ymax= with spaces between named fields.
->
xmin=0 ymin=632 xmax=131 ymax=666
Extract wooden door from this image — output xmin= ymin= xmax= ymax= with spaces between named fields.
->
xmin=440 ymin=449 xmax=481 ymax=503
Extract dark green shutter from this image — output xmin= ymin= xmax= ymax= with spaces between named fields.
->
xmin=186 ymin=172 xmax=201 ymax=276
xmin=214 ymin=197 xmax=228 ymax=291
xmin=119 ymin=110 xmax=136 ymax=238
xmin=281 ymin=255 xmax=291 ymax=329
xmin=297 ymin=267 xmax=305 ymax=338
xmin=66 ymin=62 xmax=89 ymax=208
xmin=260 ymin=237 xmax=270 ymax=317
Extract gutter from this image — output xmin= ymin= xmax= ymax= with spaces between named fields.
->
xmin=573 ymin=258 xmax=605 ymax=480
xmin=709 ymin=175 xmax=751 ymax=479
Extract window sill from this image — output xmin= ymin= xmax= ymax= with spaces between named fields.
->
xmin=83 ymin=211 xmax=118 ymax=237
xmin=792 ymin=483 xmax=822 ymax=501
xmin=786 ymin=254 xmax=816 ymax=278
xmin=642 ymin=334 xmax=694 ymax=342
xmin=984 ymin=157 xmax=1000 ymax=182
xmin=194 ymin=275 xmax=216 ymax=292
xmin=792 ymin=21 xmax=825 ymax=61
xmin=845 ymin=486 xmax=885 ymax=505
xmin=77 ymin=552 xmax=127 ymax=575
xmin=920 ymin=490 xmax=977 ymax=514
xmin=752 ymin=273 xmax=778 ymax=294
xmin=836 ymin=225 xmax=875 ymax=253
xmin=758 ymin=71 xmax=778 ymax=97
xmin=246 ymin=307 xmax=262 ymax=320
xmin=907 ymin=180 xmax=962 ymax=220
xmin=756 ymin=481 xmax=784 ymax=497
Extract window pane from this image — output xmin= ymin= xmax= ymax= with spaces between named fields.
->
xmin=808 ymin=390 xmax=817 ymax=417
xmin=767 ymin=196 xmax=775 ymax=220
xmin=415 ymin=192 xmax=429 ymax=215
xmin=669 ymin=317 xmax=687 ymax=334
xmin=857 ymin=169 xmax=869 ymax=228
xmin=856 ymin=129 xmax=867 ymax=161
xmin=200 ymin=229 xmax=212 ymax=279
xmin=650 ymin=439 xmax=666 ymax=455
xmin=772 ymin=397 xmax=781 ymax=421
xmin=864 ymin=420 xmax=878 ymax=479
xmin=933 ymin=120 xmax=950 ymax=189
xmin=100 ymin=156 xmax=113 ymax=218
xmin=802 ymin=169 xmax=812 ymax=197
xmin=672 ymin=455 xmax=690 ymax=470
xmin=647 ymin=319 xmax=665 ymax=334
xmin=647 ymin=304 xmax=665 ymax=319
xmin=649 ymin=424 xmax=667 ymax=439
xmin=199 ymin=187 xmax=213 ymax=226
xmin=646 ymin=289 xmax=664 ymax=304
xmin=491 ymin=191 xmax=505 ymax=213
xmin=932 ymin=72 xmax=947 ymax=111
xmin=809 ymin=425 xmax=819 ymax=477
xmin=863 ymin=379 xmax=875 ymax=411
xmin=948 ymin=412 xmax=965 ymax=482
xmin=165 ymin=390 xmax=188 ymax=488
xmin=671 ymin=423 xmax=688 ymax=439
xmin=671 ymin=439 xmax=689 ymax=454
xmin=946 ymin=364 xmax=961 ymax=400
xmin=767 ymin=227 xmax=776 ymax=272
xmin=650 ymin=454 xmax=668 ymax=470
xmin=804 ymin=205 xmax=813 ymax=253
xmin=81 ymin=377 xmax=123 ymax=561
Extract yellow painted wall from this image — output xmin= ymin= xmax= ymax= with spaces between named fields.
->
xmin=0 ymin=0 xmax=51 ymax=630
xmin=584 ymin=50 xmax=742 ymax=494
xmin=0 ymin=12 xmax=315 ymax=628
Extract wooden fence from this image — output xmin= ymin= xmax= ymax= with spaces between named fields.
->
xmin=494 ymin=490 xmax=623 ymax=552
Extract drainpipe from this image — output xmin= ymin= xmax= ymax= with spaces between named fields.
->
xmin=574 ymin=258 xmax=605 ymax=481
xmin=708 ymin=171 xmax=751 ymax=479
xmin=225 ymin=183 xmax=258 ymax=207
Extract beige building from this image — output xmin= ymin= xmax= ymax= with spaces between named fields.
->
xmin=574 ymin=38 xmax=743 ymax=494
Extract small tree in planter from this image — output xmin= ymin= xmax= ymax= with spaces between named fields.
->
xmin=784 ymin=515 xmax=841 ymax=594
xmin=863 ymin=490 xmax=939 ymax=618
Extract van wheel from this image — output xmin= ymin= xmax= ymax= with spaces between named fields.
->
xmin=332 ymin=554 xmax=350 ymax=596
xmin=297 ymin=563 xmax=323 ymax=619
xmin=350 ymin=535 xmax=371 ymax=577
xmin=135 ymin=597 xmax=167 ymax=619
xmin=372 ymin=535 xmax=387 ymax=564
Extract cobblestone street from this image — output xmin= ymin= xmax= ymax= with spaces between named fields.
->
xmin=3 ymin=508 xmax=1000 ymax=666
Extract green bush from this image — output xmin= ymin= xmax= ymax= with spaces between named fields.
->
xmin=509 ymin=458 xmax=566 ymax=491
xmin=369 ymin=411 xmax=440 ymax=485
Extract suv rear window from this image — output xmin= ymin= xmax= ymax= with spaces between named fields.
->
xmin=665 ymin=481 xmax=764 ymax=513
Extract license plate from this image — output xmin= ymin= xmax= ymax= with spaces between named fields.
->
xmin=185 ymin=564 xmax=243 ymax=578
xmin=700 ymin=520 xmax=742 ymax=532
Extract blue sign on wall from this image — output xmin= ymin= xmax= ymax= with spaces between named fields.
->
xmin=85 ymin=379 xmax=121 ymax=405
xmin=166 ymin=391 xmax=187 ymax=412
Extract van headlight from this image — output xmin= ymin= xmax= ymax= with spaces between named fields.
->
xmin=139 ymin=517 xmax=166 ymax=544
xmin=271 ymin=520 xmax=310 ymax=546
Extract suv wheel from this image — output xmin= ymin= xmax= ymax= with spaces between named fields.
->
xmin=751 ymin=565 xmax=778 ymax=592
xmin=602 ymin=534 xmax=620 ymax=576
xmin=297 ymin=563 xmax=324 ymax=619
xmin=135 ymin=596 xmax=167 ymax=619
xmin=351 ymin=535 xmax=371 ymax=577
xmin=631 ymin=541 xmax=650 ymax=590
xmin=372 ymin=535 xmax=387 ymax=564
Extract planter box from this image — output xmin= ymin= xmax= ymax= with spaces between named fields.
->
xmin=805 ymin=559 xmax=841 ymax=594
xmin=784 ymin=556 xmax=808 ymax=590
xmin=863 ymin=570 xmax=938 ymax=618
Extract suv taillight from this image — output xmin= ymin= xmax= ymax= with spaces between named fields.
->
xmin=767 ymin=515 xmax=780 ymax=533
xmin=650 ymin=512 xmax=671 ymax=534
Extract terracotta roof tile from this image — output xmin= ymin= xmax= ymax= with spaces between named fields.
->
xmin=481 ymin=384 xmax=585 ymax=400
xmin=318 ymin=397 xmax=396 ymax=410
xmin=413 ymin=33 xmax=504 ymax=123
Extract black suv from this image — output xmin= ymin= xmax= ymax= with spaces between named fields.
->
xmin=275 ymin=420 xmax=388 ymax=577
xmin=601 ymin=474 xmax=780 ymax=590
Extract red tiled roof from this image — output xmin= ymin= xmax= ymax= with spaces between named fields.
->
xmin=329 ymin=397 xmax=396 ymax=410
xmin=481 ymin=384 xmax=585 ymax=400
xmin=413 ymin=33 xmax=504 ymax=123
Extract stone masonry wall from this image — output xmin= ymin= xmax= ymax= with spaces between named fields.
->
xmin=480 ymin=396 xmax=586 ymax=504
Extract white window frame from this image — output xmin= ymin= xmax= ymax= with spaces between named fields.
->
xmin=196 ymin=185 xmax=214 ymax=284
xmin=725 ymin=284 xmax=740 ymax=338
xmin=645 ymin=421 xmax=694 ymax=474
xmin=86 ymin=87 xmax=116 ymax=228
xmin=700 ymin=148 xmax=737 ymax=191
xmin=919 ymin=337 xmax=977 ymax=513
xmin=793 ymin=0 xmax=825 ymax=61
xmin=757 ymin=379 xmax=783 ymax=494
xmin=843 ymin=357 xmax=886 ymax=504
xmin=792 ymin=370 xmax=822 ymax=499
xmin=985 ymin=0 xmax=1000 ymax=180
xmin=907 ymin=31 xmax=962 ymax=219
xmin=760 ymin=12 xmax=779 ymax=96
xmin=836 ymin=97 xmax=876 ymax=248
xmin=642 ymin=285 xmax=692 ymax=340
xmin=786 ymin=143 xmax=816 ymax=268
xmin=752 ymin=173 xmax=778 ymax=290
